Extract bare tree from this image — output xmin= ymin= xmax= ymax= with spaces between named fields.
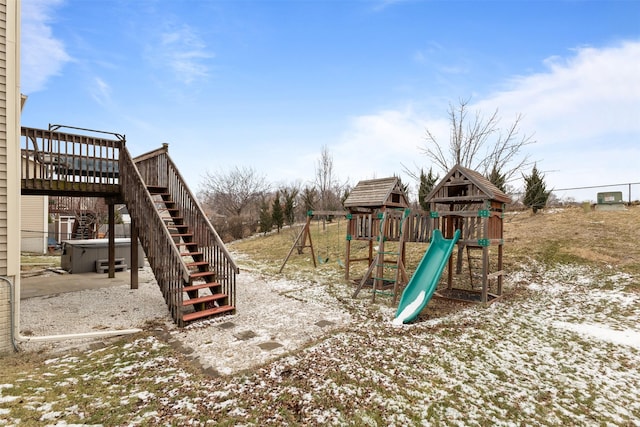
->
xmin=314 ymin=145 xmax=346 ymax=212
xmin=315 ymin=145 xmax=334 ymax=211
xmin=301 ymin=185 xmax=318 ymax=214
xmin=200 ymin=166 xmax=270 ymax=218
xmin=423 ymin=98 xmax=535 ymax=184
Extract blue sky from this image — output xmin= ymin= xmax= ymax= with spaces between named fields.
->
xmin=20 ymin=0 xmax=640 ymax=203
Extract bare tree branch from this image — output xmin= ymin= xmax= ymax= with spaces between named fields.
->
xmin=421 ymin=98 xmax=535 ymax=186
xmin=200 ymin=166 xmax=270 ymax=218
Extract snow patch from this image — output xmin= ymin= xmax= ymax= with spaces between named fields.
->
xmin=553 ymin=321 xmax=640 ymax=350
xmin=392 ymin=290 xmax=426 ymax=326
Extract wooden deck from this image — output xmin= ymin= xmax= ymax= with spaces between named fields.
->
xmin=21 ymin=127 xmax=122 ymax=197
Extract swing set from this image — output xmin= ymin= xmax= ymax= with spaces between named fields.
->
xmin=278 ymin=210 xmax=348 ymax=273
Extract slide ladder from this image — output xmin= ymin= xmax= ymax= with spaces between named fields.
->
xmin=466 ymin=245 xmax=484 ymax=289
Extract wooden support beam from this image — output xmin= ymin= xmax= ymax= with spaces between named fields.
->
xmin=108 ymin=202 xmax=115 ymax=278
xmin=279 ymin=216 xmax=315 ymax=273
xmin=130 ymin=216 xmax=139 ymax=290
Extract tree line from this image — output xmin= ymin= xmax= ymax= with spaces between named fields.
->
xmin=199 ymin=99 xmax=551 ymax=241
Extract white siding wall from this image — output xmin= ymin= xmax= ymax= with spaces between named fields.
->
xmin=21 ymin=195 xmax=48 ymax=253
xmin=0 ymin=0 xmax=20 ymax=354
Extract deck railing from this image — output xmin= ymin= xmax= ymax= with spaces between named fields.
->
xmin=348 ymin=209 xmax=432 ymax=243
xmin=119 ymin=146 xmax=189 ymax=324
xmin=134 ymin=146 xmax=239 ymax=308
xmin=21 ymin=127 xmax=121 ymax=196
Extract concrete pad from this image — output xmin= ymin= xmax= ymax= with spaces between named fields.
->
xmin=20 ymin=270 xmax=134 ymax=299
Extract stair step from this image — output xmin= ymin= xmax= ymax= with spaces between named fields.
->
xmin=95 ymin=258 xmax=127 ymax=273
xmin=187 ymin=261 xmax=209 ymax=268
xmin=147 ymin=186 xmax=168 ymax=194
xmin=181 ymin=251 xmax=203 ymax=257
xmin=176 ymin=241 xmax=198 ymax=247
xmin=183 ymin=282 xmax=221 ymax=293
xmin=190 ymin=271 xmax=215 ymax=280
xmin=171 ymin=233 xmax=193 ymax=238
xmin=182 ymin=305 xmax=235 ymax=323
xmin=182 ymin=293 xmax=227 ymax=307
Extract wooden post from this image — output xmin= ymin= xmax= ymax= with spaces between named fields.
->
xmin=279 ymin=215 xmax=314 ymax=273
xmin=482 ymin=246 xmax=489 ymax=303
xmin=108 ymin=202 xmax=115 ymax=278
xmin=497 ymin=243 xmax=503 ymax=295
xmin=447 ymin=252 xmax=453 ymax=289
xmin=481 ymin=214 xmax=489 ymax=302
xmin=372 ymin=212 xmax=386 ymax=302
xmin=130 ymin=216 xmax=139 ymax=290
xmin=345 ymin=234 xmax=351 ymax=280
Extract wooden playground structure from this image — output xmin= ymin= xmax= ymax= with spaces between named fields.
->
xmin=280 ymin=167 xmax=512 ymax=307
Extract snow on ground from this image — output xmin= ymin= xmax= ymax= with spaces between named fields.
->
xmin=2 ymin=259 xmax=640 ymax=425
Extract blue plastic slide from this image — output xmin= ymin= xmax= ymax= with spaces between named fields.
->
xmin=392 ymin=229 xmax=461 ymax=325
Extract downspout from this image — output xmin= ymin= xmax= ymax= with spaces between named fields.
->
xmin=5 ymin=275 xmax=141 ymax=349
xmin=1 ymin=276 xmax=19 ymax=351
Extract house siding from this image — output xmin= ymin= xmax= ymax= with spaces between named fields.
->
xmin=0 ymin=0 xmax=20 ymax=354
xmin=0 ymin=1 xmax=8 ymax=275
xmin=21 ymin=195 xmax=48 ymax=253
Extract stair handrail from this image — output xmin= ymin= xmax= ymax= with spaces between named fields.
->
xmin=165 ymin=156 xmax=240 ymax=272
xmin=119 ymin=146 xmax=191 ymax=322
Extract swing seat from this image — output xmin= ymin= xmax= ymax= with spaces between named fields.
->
xmin=317 ymin=255 xmax=329 ymax=264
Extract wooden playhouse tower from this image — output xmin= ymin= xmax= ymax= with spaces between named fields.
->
xmin=343 ymin=177 xmax=414 ymax=301
xmin=426 ymin=165 xmax=512 ymax=303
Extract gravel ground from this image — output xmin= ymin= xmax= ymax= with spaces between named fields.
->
xmin=18 ymin=264 xmax=351 ymax=375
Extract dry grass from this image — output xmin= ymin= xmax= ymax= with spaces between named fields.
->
xmin=504 ymin=206 xmax=640 ymax=274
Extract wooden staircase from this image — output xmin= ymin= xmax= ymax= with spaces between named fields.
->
xmin=72 ymin=211 xmax=96 ymax=239
xmin=147 ymin=185 xmax=234 ymax=322
xmin=20 ymin=126 xmax=238 ymax=327
xmin=119 ymin=144 xmax=238 ymax=326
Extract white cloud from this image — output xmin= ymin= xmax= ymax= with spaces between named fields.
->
xmin=150 ymin=24 xmax=214 ymax=85
xmin=332 ymin=107 xmax=431 ymax=189
xmin=335 ymin=40 xmax=640 ymax=201
xmin=21 ymin=0 xmax=72 ymax=93
xmin=475 ymin=40 xmax=640 ymax=147
xmin=472 ymin=40 xmax=640 ymax=197
xmin=90 ymin=77 xmax=111 ymax=106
